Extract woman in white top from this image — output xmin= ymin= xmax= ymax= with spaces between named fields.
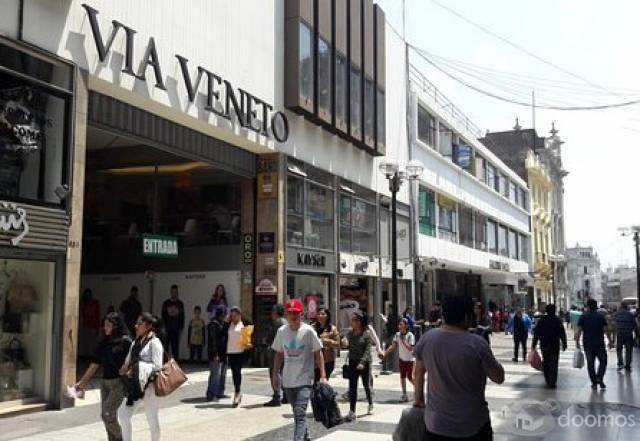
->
xmin=117 ymin=313 xmax=164 ymax=441
xmin=227 ymin=307 xmax=252 ymax=407
xmin=380 ymin=318 xmax=415 ymax=402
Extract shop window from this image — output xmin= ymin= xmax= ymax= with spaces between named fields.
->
xmin=519 ymin=233 xmax=529 ymax=261
xmin=299 ymin=21 xmax=314 ymax=106
xmin=364 ymin=77 xmax=375 ymax=142
xmin=437 ymin=197 xmax=457 ymax=243
xmin=352 ymin=199 xmax=376 ymax=254
xmin=335 ymin=51 xmax=348 ymax=127
xmin=306 ymin=183 xmax=334 ymax=250
xmin=487 ymin=220 xmax=498 ymax=254
xmin=397 ymin=215 xmax=411 ymax=260
xmin=487 ymin=163 xmax=497 ymax=191
xmin=459 ymin=206 xmax=474 ymax=248
xmin=418 ymin=187 xmax=435 ymax=236
xmin=474 ymin=212 xmax=487 ymax=251
xmin=439 ymin=125 xmax=453 ymax=159
xmin=417 ymin=105 xmax=436 ymax=148
xmin=317 ymin=36 xmax=332 ymax=117
xmin=475 ymin=155 xmax=486 ymax=183
xmin=286 ymin=273 xmax=329 ymax=322
xmin=0 ymin=72 xmax=70 ymax=206
xmin=350 ymin=65 xmax=361 ymax=135
xmin=520 ymin=187 xmax=528 ymax=210
xmin=339 ymin=194 xmax=352 ymax=251
xmin=509 ymin=181 xmax=517 ymax=204
xmin=508 ymin=229 xmax=518 ymax=260
xmin=0 ymin=258 xmax=54 ymax=403
xmin=287 ymin=176 xmax=305 ymax=246
xmin=453 ymin=142 xmax=473 ymax=173
xmin=499 ymin=174 xmax=509 ymax=198
xmin=498 ymin=224 xmax=508 ymax=257
xmin=379 ymin=207 xmax=389 ymax=257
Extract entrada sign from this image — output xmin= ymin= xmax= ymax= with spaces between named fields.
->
xmin=143 ymin=234 xmax=178 ymax=258
xmin=0 ymin=202 xmax=29 ymax=246
xmin=297 ymin=253 xmax=326 ymax=268
xmin=81 ymin=4 xmax=289 ymax=142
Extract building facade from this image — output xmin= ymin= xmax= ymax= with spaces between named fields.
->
xmin=481 ymin=125 xmax=569 ymax=310
xmin=602 ymin=265 xmax=637 ymax=308
xmin=409 ymin=68 xmax=532 ymax=316
xmin=566 ymin=245 xmax=603 ymax=307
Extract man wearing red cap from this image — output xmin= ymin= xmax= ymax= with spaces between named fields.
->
xmin=272 ymin=299 xmax=327 ymax=441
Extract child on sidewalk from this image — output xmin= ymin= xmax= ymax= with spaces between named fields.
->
xmin=380 ymin=318 xmax=415 ymax=402
xmin=188 ymin=306 xmax=206 ymax=362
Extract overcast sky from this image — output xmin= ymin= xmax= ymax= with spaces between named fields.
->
xmin=377 ymin=0 xmax=640 ymax=269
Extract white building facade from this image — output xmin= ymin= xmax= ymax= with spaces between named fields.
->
xmin=566 ymin=245 xmax=603 ymax=307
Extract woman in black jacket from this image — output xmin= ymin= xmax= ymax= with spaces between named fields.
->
xmin=206 ymin=306 xmax=228 ymax=401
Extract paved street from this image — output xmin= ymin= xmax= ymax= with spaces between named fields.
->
xmin=1 ymin=331 xmax=639 ymax=441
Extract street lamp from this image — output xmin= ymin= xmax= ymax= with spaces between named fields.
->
xmin=379 ymin=159 xmax=424 ymax=320
xmin=619 ymin=225 xmax=640 ymax=309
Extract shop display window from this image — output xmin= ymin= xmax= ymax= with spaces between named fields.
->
xmin=363 ymin=77 xmax=375 ymax=142
xmin=335 ymin=52 xmax=349 ymax=127
xmin=339 ymin=194 xmax=376 ymax=255
xmin=338 ymin=277 xmax=369 ymax=331
xmin=287 ymin=273 xmax=329 ymax=322
xmin=349 ymin=65 xmax=361 ymax=135
xmin=0 ymin=258 xmax=54 ymax=403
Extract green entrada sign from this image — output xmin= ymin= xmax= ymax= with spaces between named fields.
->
xmin=143 ymin=234 xmax=178 ymax=258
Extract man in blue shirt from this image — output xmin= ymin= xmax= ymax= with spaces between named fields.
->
xmin=575 ymin=299 xmax=611 ymax=389
xmin=614 ymin=302 xmax=638 ymax=371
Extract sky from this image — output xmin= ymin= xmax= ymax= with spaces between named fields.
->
xmin=376 ymin=0 xmax=640 ymax=269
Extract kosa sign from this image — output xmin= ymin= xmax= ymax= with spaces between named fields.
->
xmin=81 ymin=4 xmax=289 ymax=143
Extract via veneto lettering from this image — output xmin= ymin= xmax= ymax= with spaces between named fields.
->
xmin=82 ymin=4 xmax=289 ymax=143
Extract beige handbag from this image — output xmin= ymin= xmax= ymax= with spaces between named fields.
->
xmin=153 ymin=358 xmax=187 ymax=397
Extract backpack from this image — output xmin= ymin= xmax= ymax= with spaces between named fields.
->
xmin=310 ymin=382 xmax=343 ymax=429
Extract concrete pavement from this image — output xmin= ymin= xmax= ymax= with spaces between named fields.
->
xmin=1 ymin=330 xmax=639 ymax=440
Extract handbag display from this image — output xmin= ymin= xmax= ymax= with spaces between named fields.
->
xmin=154 ymin=358 xmax=187 ymax=397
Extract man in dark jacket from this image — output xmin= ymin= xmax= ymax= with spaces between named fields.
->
xmin=120 ymin=286 xmax=142 ymax=335
xmin=510 ymin=307 xmax=531 ymax=362
xmin=162 ymin=285 xmax=185 ymax=360
xmin=532 ymin=304 xmax=567 ymax=388
xmin=614 ymin=302 xmax=638 ymax=371
xmin=264 ymin=304 xmax=288 ymax=407
xmin=206 ymin=306 xmax=228 ymax=401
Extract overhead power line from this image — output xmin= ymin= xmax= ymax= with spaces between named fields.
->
xmin=411 ymin=45 xmax=640 ymax=111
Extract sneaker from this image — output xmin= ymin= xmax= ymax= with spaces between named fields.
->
xmin=367 ymin=404 xmax=374 ymax=415
xmin=232 ymin=393 xmax=243 ymax=407
xmin=591 ymin=383 xmax=598 ymax=390
xmin=399 ymin=395 xmax=409 ymax=403
xmin=617 ymin=365 xmax=624 ymax=371
xmin=599 ymin=382 xmax=606 ymax=389
xmin=263 ymin=398 xmax=281 ymax=407
xmin=625 ymin=366 xmax=632 ymax=372
xmin=346 ymin=411 xmax=356 ymax=422
xmin=511 ymin=358 xmax=518 ymax=362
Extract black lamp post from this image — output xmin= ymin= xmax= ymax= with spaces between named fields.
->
xmin=379 ymin=160 xmax=424 ymax=319
xmin=619 ymin=226 xmax=640 ymax=309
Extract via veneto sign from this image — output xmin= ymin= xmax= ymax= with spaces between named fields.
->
xmin=81 ymin=4 xmax=289 ymax=143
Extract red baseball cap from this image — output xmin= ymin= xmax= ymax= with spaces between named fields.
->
xmin=285 ymin=299 xmax=304 ymax=313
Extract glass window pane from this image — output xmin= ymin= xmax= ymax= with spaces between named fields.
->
xmin=364 ymin=77 xmax=375 ymax=140
xmin=509 ymin=181 xmax=517 ymax=204
xmin=299 ymin=21 xmax=313 ymax=105
xmin=508 ymin=230 xmax=518 ymax=259
xmin=317 ymin=37 xmax=332 ymax=116
xmin=340 ymin=225 xmax=351 ymax=252
xmin=439 ymin=126 xmax=453 ymax=158
xmin=474 ymin=212 xmax=487 ymax=251
xmin=487 ymin=220 xmax=497 ymax=254
xmin=475 ymin=156 xmax=486 ymax=182
xmin=438 ymin=199 xmax=457 ymax=243
xmin=352 ymin=200 xmax=376 ymax=253
xmin=335 ymin=52 xmax=348 ymax=126
xmin=339 ymin=195 xmax=351 ymax=226
xmin=287 ymin=176 xmax=304 ymax=246
xmin=0 ymin=77 xmax=69 ymax=205
xmin=350 ymin=65 xmax=361 ymax=133
xmin=417 ymin=105 xmax=436 ymax=148
xmin=454 ymin=143 xmax=473 ymax=173
xmin=418 ymin=188 xmax=435 ymax=236
xmin=376 ymin=87 xmax=385 ymax=146
xmin=519 ymin=233 xmax=529 ymax=261
xmin=380 ymin=207 xmax=389 ymax=257
xmin=498 ymin=225 xmax=508 ymax=257
xmin=306 ymin=183 xmax=333 ymax=250
xmin=459 ymin=206 xmax=474 ymax=248
xmin=397 ymin=215 xmax=410 ymax=260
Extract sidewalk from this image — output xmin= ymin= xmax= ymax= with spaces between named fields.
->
xmin=1 ymin=332 xmax=639 ymax=440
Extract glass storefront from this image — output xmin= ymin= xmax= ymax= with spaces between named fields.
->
xmin=0 ymin=258 xmax=54 ymax=403
xmin=286 ymin=273 xmax=330 ymax=322
xmin=338 ymin=277 xmax=371 ymax=332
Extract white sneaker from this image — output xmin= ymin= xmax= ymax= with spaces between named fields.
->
xmin=367 ymin=404 xmax=374 ymax=415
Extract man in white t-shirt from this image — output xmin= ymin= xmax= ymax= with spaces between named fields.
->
xmin=272 ymin=299 xmax=326 ymax=441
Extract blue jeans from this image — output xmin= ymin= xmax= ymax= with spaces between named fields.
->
xmin=284 ymin=386 xmax=312 ymax=441
xmin=207 ymin=358 xmax=227 ymax=399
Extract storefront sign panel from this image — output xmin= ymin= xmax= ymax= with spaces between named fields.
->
xmin=243 ymin=233 xmax=253 ymax=264
xmin=142 ymin=234 xmax=178 ymax=258
xmin=255 ymin=278 xmax=277 ymax=295
xmin=287 ymin=248 xmax=336 ymax=273
xmin=258 ymin=232 xmax=276 ymax=253
xmin=338 ymin=253 xmax=378 ymax=277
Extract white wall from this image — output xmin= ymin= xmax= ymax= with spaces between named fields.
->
xmin=0 ymin=0 xmax=19 ymax=39
xmin=81 ymin=270 xmax=240 ymax=358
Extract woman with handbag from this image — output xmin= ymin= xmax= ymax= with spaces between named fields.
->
xmin=313 ymin=307 xmax=340 ymax=382
xmin=226 ymin=307 xmax=252 ymax=407
xmin=341 ymin=310 xmax=374 ymax=421
xmin=76 ymin=313 xmax=132 ymax=441
xmin=117 ymin=313 xmax=165 ymax=441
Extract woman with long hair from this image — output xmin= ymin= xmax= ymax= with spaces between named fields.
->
xmin=226 ymin=307 xmax=252 ymax=407
xmin=380 ymin=318 xmax=415 ymax=402
xmin=470 ymin=301 xmax=492 ymax=343
xmin=76 ymin=313 xmax=132 ymax=441
xmin=313 ymin=307 xmax=340 ymax=382
xmin=207 ymin=284 xmax=228 ymax=319
xmin=342 ymin=310 xmax=374 ymax=421
xmin=117 ymin=313 xmax=165 ymax=441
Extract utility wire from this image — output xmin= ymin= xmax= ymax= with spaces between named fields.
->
xmin=430 ymin=0 xmax=622 ymax=96
xmin=412 ymin=45 xmax=640 ymax=111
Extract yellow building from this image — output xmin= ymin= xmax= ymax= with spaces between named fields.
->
xmin=526 ymin=151 xmax=554 ymax=306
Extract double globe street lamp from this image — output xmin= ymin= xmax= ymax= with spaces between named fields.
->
xmin=379 ymin=159 xmax=424 ymax=319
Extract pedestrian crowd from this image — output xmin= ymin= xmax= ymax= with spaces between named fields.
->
xmin=74 ymin=286 xmax=639 ymax=441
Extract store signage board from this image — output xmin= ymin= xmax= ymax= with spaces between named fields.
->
xmin=297 ymin=253 xmax=326 ymax=268
xmin=0 ymin=202 xmax=29 ymax=246
xmin=82 ymin=4 xmax=289 ymax=142
xmin=259 ymin=232 xmax=276 ymax=253
xmin=255 ymin=278 xmax=277 ymax=296
xmin=142 ymin=234 xmax=178 ymax=258
xmin=243 ymin=233 xmax=253 ymax=264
